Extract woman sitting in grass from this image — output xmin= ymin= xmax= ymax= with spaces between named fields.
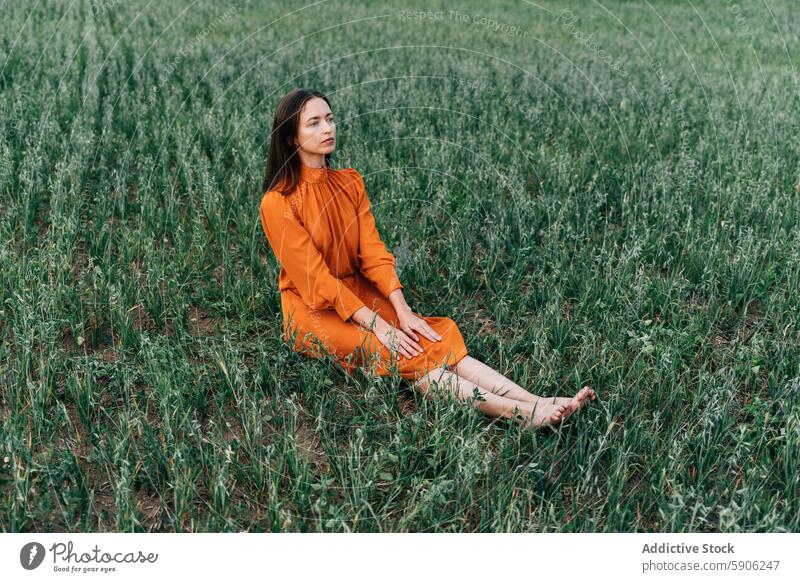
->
xmin=259 ymin=88 xmax=596 ymax=430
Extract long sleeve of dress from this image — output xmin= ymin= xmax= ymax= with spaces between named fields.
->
xmin=351 ymin=171 xmax=405 ymax=299
xmin=260 ymin=192 xmax=366 ymax=322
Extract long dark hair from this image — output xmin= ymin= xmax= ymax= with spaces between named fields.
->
xmin=262 ymin=88 xmax=333 ymax=196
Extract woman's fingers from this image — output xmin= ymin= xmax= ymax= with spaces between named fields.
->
xmin=392 ymin=334 xmax=420 ymax=359
xmin=383 ymin=323 xmax=447 ymax=360
xmin=397 ymin=329 xmax=423 ymax=353
xmin=400 ymin=345 xmax=414 ymax=360
xmin=406 ymin=336 xmax=423 ymax=356
xmin=409 ymin=321 xmax=441 ymax=343
xmin=421 ymin=322 xmax=442 ymax=341
xmin=427 ymin=323 xmax=443 ymax=341
xmin=416 ymin=326 xmax=438 ymax=342
xmin=397 ymin=341 xmax=416 ymax=359
xmin=381 ymin=329 xmax=412 ymax=360
xmin=405 ymin=327 xmax=419 ymax=341
xmin=394 ymin=338 xmax=413 ymax=359
xmin=407 ymin=335 xmax=423 ymax=354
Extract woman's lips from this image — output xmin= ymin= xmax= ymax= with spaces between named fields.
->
xmin=322 ymin=138 xmax=335 ymax=143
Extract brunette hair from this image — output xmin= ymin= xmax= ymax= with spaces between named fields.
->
xmin=262 ymin=88 xmax=333 ymax=196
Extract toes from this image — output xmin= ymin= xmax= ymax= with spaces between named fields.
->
xmin=529 ymin=406 xmax=567 ymax=430
xmin=551 ymin=405 xmax=566 ymax=424
xmin=574 ymin=386 xmax=593 ymax=406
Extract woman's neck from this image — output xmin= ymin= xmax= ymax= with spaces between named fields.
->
xmin=298 ymin=152 xmax=326 ymax=169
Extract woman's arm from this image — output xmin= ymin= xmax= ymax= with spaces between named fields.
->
xmin=348 ymin=292 xmax=417 ymax=334
xmin=351 ymin=170 xmax=404 ymax=298
xmin=388 ymin=288 xmax=412 ymax=318
xmin=260 ymin=192 xmax=366 ymax=322
xmin=389 ymin=288 xmax=442 ymax=344
xmin=347 ymin=170 xmax=441 ymax=346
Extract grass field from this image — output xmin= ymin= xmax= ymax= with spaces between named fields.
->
xmin=1 ymin=0 xmax=799 ymax=532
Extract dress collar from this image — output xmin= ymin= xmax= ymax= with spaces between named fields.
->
xmin=299 ymin=160 xmax=330 ymax=184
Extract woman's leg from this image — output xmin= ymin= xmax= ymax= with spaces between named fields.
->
xmin=412 ymin=367 xmax=566 ymax=429
xmin=452 ymin=355 xmax=597 ymax=419
xmin=452 ymin=356 xmax=540 ymax=403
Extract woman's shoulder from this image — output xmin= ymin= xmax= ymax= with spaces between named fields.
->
xmin=261 ymin=188 xmax=281 ymax=204
xmin=333 ymin=166 xmax=364 ymax=189
xmin=334 ymin=166 xmax=360 ymax=175
xmin=330 ymin=166 xmax=358 ymax=178
xmin=260 ymin=187 xmax=292 ymax=213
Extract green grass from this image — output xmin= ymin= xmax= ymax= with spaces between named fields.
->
xmin=1 ymin=0 xmax=799 ymax=532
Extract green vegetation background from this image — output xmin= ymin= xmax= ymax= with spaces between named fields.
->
xmin=1 ymin=0 xmax=798 ymax=532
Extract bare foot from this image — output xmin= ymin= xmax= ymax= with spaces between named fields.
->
xmin=547 ymin=386 xmax=596 ymax=420
xmin=524 ymin=401 xmax=567 ymax=430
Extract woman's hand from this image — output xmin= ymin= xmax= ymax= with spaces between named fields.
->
xmin=373 ymin=318 xmax=424 ymax=360
xmin=396 ymin=308 xmax=442 ymax=344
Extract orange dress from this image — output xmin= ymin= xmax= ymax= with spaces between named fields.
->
xmin=259 ymin=161 xmax=468 ymax=381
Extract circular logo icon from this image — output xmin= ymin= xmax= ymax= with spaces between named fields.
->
xmin=20 ymin=542 xmax=46 ymax=570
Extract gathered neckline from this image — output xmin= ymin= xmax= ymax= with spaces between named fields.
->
xmin=299 ymin=160 xmax=330 ymax=184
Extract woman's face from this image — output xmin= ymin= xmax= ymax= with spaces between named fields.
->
xmin=294 ymin=97 xmax=336 ymax=155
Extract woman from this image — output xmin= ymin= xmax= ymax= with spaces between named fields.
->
xmin=259 ymin=88 xmax=596 ymax=430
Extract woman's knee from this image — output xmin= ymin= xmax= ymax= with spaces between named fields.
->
xmin=412 ymin=367 xmax=454 ymax=396
xmin=440 ymin=316 xmax=465 ymax=337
